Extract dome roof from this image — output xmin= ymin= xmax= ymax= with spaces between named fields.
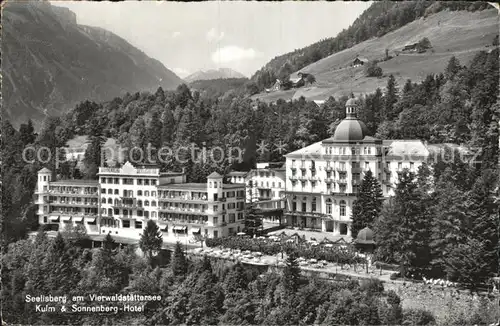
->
xmin=356 ymin=227 xmax=375 ymax=244
xmin=332 ymin=119 xmax=370 ymax=141
xmin=346 ymin=97 xmax=359 ymax=107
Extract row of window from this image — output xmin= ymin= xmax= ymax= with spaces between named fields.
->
xmin=102 ymin=208 xmax=157 ymax=218
xmin=100 ymin=178 xmax=157 ymax=186
xmin=101 ymin=189 xmax=157 ymax=197
xmin=249 ymin=181 xmax=283 ymax=188
xmin=291 ymin=199 xmax=347 ymax=216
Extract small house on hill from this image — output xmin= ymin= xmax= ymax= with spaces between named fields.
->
xmin=352 ymin=57 xmax=368 ymax=67
xmin=402 ymin=43 xmax=418 ymax=52
xmin=289 ymin=74 xmax=305 ymax=88
xmin=265 ymin=79 xmax=282 ymax=93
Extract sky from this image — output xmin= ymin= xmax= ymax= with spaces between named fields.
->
xmin=55 ymin=1 xmax=372 ymax=78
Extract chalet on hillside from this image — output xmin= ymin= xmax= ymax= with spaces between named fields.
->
xmin=352 ymin=57 xmax=368 ymax=67
xmin=402 ymin=43 xmax=418 ymax=52
xmin=289 ymin=72 xmax=312 ymax=88
xmin=313 ymin=100 xmax=326 ymax=107
xmin=265 ymin=79 xmax=282 ymax=93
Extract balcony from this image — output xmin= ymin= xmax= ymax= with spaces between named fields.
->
xmin=258 ymin=196 xmax=272 ymax=201
xmin=336 ymin=179 xmax=348 ymax=184
xmin=290 ymin=166 xmax=297 ymax=171
xmin=284 ymin=211 xmax=328 ymax=219
xmin=50 ymin=201 xmax=98 ymax=207
xmin=325 ymin=178 xmax=335 ymax=184
xmin=161 ymin=218 xmax=208 ymax=225
xmin=158 ymin=207 xmax=210 ymax=215
xmin=325 ymin=166 xmax=334 ymax=172
xmin=48 ymin=190 xmax=99 ymax=197
xmin=352 ymin=180 xmax=362 ymax=185
xmin=325 ymin=190 xmax=357 ymax=196
xmin=336 ymin=167 xmax=347 ymax=172
xmin=113 ymin=203 xmax=144 ymax=210
xmin=300 ymin=166 xmax=306 ymax=170
xmin=352 ymin=167 xmax=362 ymax=173
xmin=236 ymin=195 xmax=245 ymax=200
xmin=289 ymin=175 xmax=298 ymax=181
xmin=298 ymin=175 xmax=308 ymax=181
xmin=158 ymin=195 xmax=208 ymax=202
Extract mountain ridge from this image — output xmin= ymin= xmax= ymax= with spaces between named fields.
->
xmin=2 ymin=2 xmax=183 ymax=128
xmin=184 ymin=68 xmax=246 ymax=83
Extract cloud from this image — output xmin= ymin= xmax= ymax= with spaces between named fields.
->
xmin=211 ymin=46 xmax=262 ymax=63
xmin=206 ymin=27 xmax=225 ymax=42
xmin=172 ymin=68 xmax=190 ymax=78
xmin=171 ymin=31 xmax=181 ymax=38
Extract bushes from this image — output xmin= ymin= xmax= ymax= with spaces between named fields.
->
xmin=390 ymin=272 xmax=400 ymax=280
xmin=364 ymin=61 xmax=383 ymax=77
xmin=402 ymin=309 xmax=436 ymax=325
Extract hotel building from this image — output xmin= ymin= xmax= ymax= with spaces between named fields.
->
xmin=227 ymin=162 xmax=286 ymax=225
xmin=35 ymin=162 xmax=246 ymax=242
xmin=284 ymin=96 xmax=429 ymax=237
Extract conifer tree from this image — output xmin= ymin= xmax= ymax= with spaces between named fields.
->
xmin=282 ymin=251 xmax=301 ymax=296
xmin=171 ymin=241 xmax=188 ymax=277
xmin=351 ymin=170 xmax=384 ymax=238
xmin=139 ymin=220 xmax=163 ymax=265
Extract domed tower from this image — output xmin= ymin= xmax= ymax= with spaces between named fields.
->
xmin=332 ymin=94 xmax=370 ymax=141
xmin=207 ymin=172 xmax=223 ymax=202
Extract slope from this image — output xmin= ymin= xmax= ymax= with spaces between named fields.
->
xmin=2 ymin=2 xmax=183 ymax=128
xmin=252 ymin=9 xmax=498 ymax=103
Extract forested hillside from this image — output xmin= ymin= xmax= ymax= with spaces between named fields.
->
xmin=2 ymin=47 xmax=498 ymax=248
xmin=248 ymin=1 xmax=492 ymax=91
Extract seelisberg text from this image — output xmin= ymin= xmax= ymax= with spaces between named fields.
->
xmin=26 ymin=295 xmax=67 ymax=304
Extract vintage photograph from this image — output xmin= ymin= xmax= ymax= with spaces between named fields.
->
xmin=1 ymin=1 xmax=499 ymax=325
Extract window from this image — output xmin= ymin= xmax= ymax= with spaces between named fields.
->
xmin=137 ymin=179 xmax=143 ymax=185
xmin=138 ymin=210 xmax=143 ymax=217
xmin=101 ymin=188 xmax=106 ymax=194
xmin=102 ymin=198 xmax=106 ymax=203
xmin=340 ymin=200 xmax=346 ymax=216
xmin=145 ymin=200 xmax=150 ymax=206
xmin=151 ymin=200 xmax=156 ymax=207
xmin=114 ymin=178 xmax=119 ymax=184
xmin=123 ymin=209 xmax=128 ymax=216
xmin=410 ymin=162 xmax=414 ymax=170
xmin=43 ymin=176 xmax=47 ymax=181
xmin=107 ymin=189 xmax=112 ymax=194
xmin=138 ymin=190 xmax=142 ymax=196
xmin=145 ymin=191 xmax=150 ymax=196
xmin=152 ymin=191 xmax=156 ymax=197
xmin=114 ymin=208 xmax=119 ymax=215
xmin=144 ymin=180 xmax=150 ymax=186
xmin=114 ymin=189 xmax=119 ymax=195
xmin=311 ymin=181 xmax=316 ymax=189
xmin=302 ymin=197 xmax=307 ymax=212
xmin=123 ymin=220 xmax=130 ymax=228
xmin=151 ymin=180 xmax=157 ymax=186
xmin=144 ymin=211 xmax=149 ymax=219
xmin=326 ymin=198 xmax=332 ymax=214
xmin=135 ymin=221 xmax=142 ymax=229
xmin=138 ymin=200 xmax=143 ymax=207
xmin=312 ymin=198 xmax=317 ymax=212
xmin=398 ymin=162 xmax=402 ymax=170
xmin=213 ymin=205 xmax=218 ymax=212
xmin=279 ymin=182 xmax=282 ymax=188
xmin=365 ymin=162 xmax=370 ymax=170
xmin=101 ymin=178 xmax=106 ymax=183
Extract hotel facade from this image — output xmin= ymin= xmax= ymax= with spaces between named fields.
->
xmin=283 ymin=96 xmax=429 ymax=237
xmin=35 ymin=162 xmax=246 ymax=242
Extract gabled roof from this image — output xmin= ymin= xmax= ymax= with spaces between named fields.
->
xmin=207 ymin=172 xmax=222 ymax=178
xmin=39 ymin=167 xmax=52 ymax=173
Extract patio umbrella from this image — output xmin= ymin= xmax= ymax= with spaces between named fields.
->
xmin=237 ymin=232 xmax=246 ymax=236
xmin=324 ymin=244 xmax=334 ymax=248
